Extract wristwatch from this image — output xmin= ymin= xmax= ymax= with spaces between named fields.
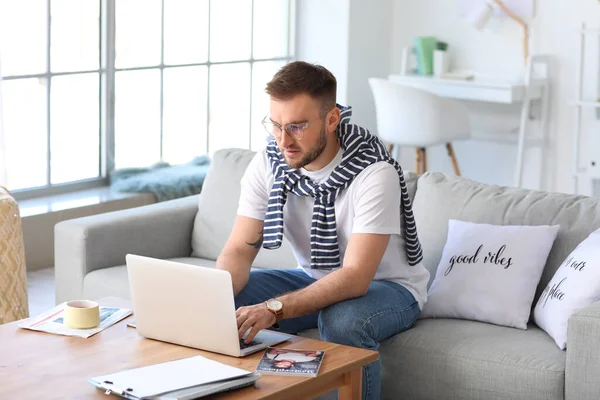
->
xmin=265 ymin=298 xmax=284 ymax=329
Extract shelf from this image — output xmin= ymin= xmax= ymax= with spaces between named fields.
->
xmin=571 ymin=100 xmax=600 ymax=108
xmin=572 ymin=23 xmax=600 ymax=195
xmin=580 ymin=28 xmax=600 ymax=34
xmin=572 ymin=171 xmax=600 ymax=180
xmin=388 ymin=74 xmax=544 ymax=104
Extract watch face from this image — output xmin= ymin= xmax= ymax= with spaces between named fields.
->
xmin=268 ymin=299 xmax=283 ymax=310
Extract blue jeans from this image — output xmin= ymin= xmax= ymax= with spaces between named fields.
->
xmin=235 ymin=269 xmax=420 ymax=400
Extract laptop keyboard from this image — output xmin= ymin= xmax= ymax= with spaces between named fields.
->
xmin=240 ymin=338 xmax=262 ymax=349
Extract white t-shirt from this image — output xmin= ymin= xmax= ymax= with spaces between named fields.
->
xmin=237 ymin=148 xmax=430 ymax=310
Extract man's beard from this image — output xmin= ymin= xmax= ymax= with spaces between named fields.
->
xmin=281 ymin=123 xmax=327 ymax=169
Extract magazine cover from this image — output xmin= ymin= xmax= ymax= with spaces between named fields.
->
xmin=256 ymin=347 xmax=325 ymax=377
xmin=18 ymin=303 xmax=132 ymax=338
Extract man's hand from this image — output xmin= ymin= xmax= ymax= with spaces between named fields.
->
xmin=236 ymin=303 xmax=276 ymax=344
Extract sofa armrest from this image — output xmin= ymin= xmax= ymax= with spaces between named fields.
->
xmin=565 ymin=301 xmax=600 ymax=400
xmin=54 ymin=194 xmax=200 ymax=303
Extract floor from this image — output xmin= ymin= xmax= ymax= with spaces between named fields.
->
xmin=26 ymin=267 xmax=55 ymax=316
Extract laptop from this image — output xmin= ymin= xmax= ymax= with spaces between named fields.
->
xmin=125 ymin=254 xmax=292 ymax=357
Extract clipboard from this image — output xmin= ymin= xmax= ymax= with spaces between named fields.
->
xmin=88 ymin=355 xmax=260 ymax=399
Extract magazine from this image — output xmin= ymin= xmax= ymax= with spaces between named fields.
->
xmin=255 ymin=347 xmax=325 ymax=377
xmin=18 ymin=302 xmax=132 ymax=338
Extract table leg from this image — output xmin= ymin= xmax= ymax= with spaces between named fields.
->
xmin=338 ymin=368 xmax=362 ymax=400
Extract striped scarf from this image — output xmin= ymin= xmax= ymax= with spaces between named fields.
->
xmin=263 ymin=104 xmax=423 ymax=269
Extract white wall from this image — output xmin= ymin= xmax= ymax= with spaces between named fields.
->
xmin=295 ymin=0 xmax=351 ymax=105
xmin=295 ymin=0 xmax=394 ymax=132
xmin=394 ymin=0 xmax=600 ymax=193
xmin=297 ymin=0 xmax=600 ymax=194
xmin=346 ymin=0 xmax=394 ymax=131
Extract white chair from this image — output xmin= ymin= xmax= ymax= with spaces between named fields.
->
xmin=368 ymin=77 xmax=471 ymax=175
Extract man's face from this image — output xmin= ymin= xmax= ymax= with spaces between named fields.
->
xmin=269 ymin=93 xmax=329 ymax=169
xmin=274 ymin=360 xmax=294 ymax=369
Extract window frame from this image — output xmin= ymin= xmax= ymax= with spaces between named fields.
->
xmin=7 ymin=0 xmax=295 ymax=201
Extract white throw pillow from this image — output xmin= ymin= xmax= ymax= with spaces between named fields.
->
xmin=534 ymin=227 xmax=600 ymax=349
xmin=420 ymin=219 xmax=560 ymax=329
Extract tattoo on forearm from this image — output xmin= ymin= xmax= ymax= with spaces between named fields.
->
xmin=246 ymin=229 xmax=264 ymax=249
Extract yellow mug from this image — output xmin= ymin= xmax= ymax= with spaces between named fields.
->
xmin=64 ymin=300 xmax=100 ymax=329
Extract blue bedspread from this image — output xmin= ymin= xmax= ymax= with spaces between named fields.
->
xmin=109 ymin=155 xmax=211 ymax=202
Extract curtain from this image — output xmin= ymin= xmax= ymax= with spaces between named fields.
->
xmin=0 ymin=52 xmax=6 ymax=187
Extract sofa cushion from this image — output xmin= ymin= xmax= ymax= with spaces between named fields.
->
xmin=83 ymin=257 xmax=218 ymax=300
xmin=404 ymin=171 xmax=419 ymax=202
xmin=421 ymin=219 xmax=559 ymax=329
xmin=83 ymin=255 xmax=278 ymax=301
xmin=534 ymin=227 xmax=600 ymax=350
xmin=299 ymin=318 xmax=565 ymax=400
xmin=412 ymin=172 xmax=600 ymax=305
xmin=190 ymin=148 xmax=297 ymax=269
xmin=379 ymin=318 xmax=565 ymax=400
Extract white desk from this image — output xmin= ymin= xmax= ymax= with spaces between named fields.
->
xmin=388 ymin=74 xmax=544 ymax=104
xmin=388 ymin=56 xmax=551 ymax=188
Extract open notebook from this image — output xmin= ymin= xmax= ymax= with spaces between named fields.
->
xmin=88 ymin=355 xmax=260 ymax=400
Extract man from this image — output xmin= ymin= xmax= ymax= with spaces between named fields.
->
xmin=216 ymin=61 xmax=430 ymax=399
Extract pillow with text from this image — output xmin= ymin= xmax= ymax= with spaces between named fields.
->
xmin=534 ymin=227 xmax=600 ymax=349
xmin=420 ymin=219 xmax=560 ymax=329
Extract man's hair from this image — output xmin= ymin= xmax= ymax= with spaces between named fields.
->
xmin=265 ymin=61 xmax=336 ymax=114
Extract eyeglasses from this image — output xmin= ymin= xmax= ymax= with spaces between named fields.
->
xmin=261 ymin=115 xmax=322 ymax=141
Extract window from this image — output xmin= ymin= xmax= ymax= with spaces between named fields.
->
xmin=0 ymin=0 xmax=294 ymax=199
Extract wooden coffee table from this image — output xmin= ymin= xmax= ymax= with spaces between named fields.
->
xmin=0 ymin=297 xmax=378 ymax=399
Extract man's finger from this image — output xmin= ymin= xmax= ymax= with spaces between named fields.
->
xmin=235 ymin=307 xmax=245 ymax=318
xmin=236 ymin=312 xmax=248 ymax=329
xmin=244 ymin=324 xmax=261 ymax=344
xmin=238 ymin=316 xmax=254 ymax=339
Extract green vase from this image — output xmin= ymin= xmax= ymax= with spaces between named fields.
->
xmin=413 ymin=36 xmax=437 ymax=76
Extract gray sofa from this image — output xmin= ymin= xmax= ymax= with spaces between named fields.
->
xmin=55 ymin=148 xmax=600 ymax=400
